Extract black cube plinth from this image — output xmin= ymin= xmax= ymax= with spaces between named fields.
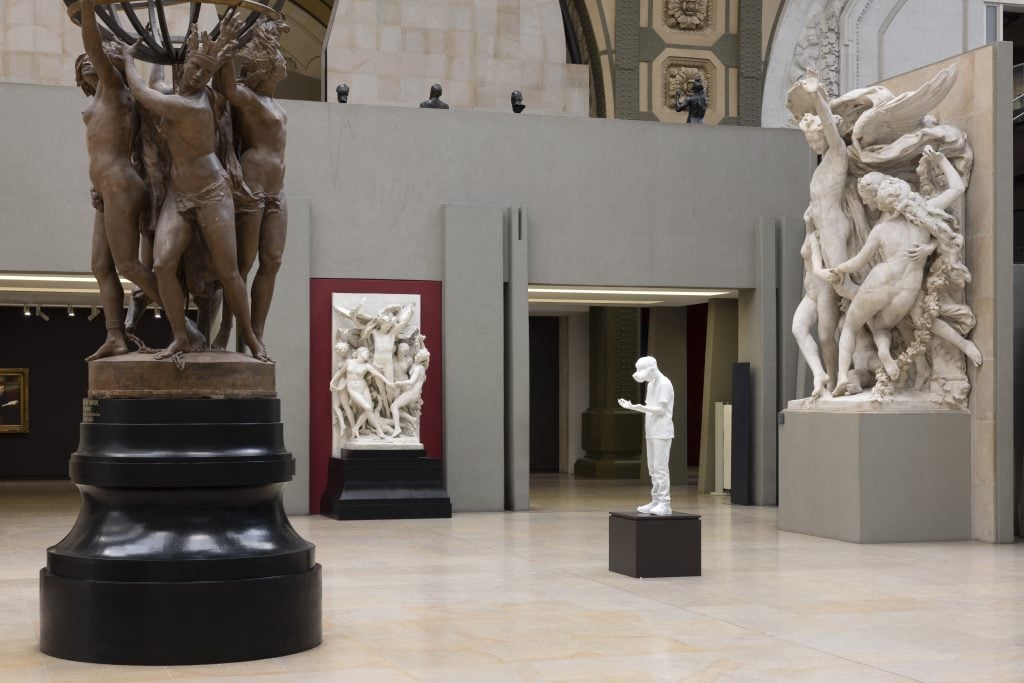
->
xmin=608 ymin=511 xmax=701 ymax=578
xmin=320 ymin=448 xmax=452 ymax=520
xmin=39 ymin=398 xmax=322 ymax=665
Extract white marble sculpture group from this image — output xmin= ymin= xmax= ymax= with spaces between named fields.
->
xmin=330 ymin=298 xmax=429 ymax=450
xmin=789 ymin=65 xmax=980 ymax=408
xmin=619 ymin=357 xmax=675 ymax=516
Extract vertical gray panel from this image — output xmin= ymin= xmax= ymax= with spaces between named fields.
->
xmin=778 ymin=217 xmax=807 ymax=405
xmin=504 ymin=207 xmax=530 ymax=511
xmin=265 ymin=196 xmax=311 ymax=516
xmin=1014 ymin=263 xmax=1024 ymax=536
xmin=443 ymin=204 xmax=506 ymax=512
xmin=737 ymin=217 xmax=778 ymax=506
xmin=994 ymin=42 xmax=1016 ymax=542
xmin=696 ymin=299 xmax=739 ymax=494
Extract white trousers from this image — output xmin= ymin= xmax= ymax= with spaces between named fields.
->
xmin=647 ymin=438 xmax=672 ymax=505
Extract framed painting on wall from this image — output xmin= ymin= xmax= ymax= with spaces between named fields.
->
xmin=0 ymin=368 xmax=28 ymax=434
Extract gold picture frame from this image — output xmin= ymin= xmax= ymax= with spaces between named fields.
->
xmin=0 ymin=368 xmax=29 ymax=434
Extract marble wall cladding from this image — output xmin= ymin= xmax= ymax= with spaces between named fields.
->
xmin=1 ymin=1 xmax=221 ymax=87
xmin=326 ymin=0 xmax=590 ymax=115
xmin=1 ymin=0 xmax=80 ymax=86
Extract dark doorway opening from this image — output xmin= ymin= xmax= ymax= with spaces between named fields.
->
xmin=529 ymin=317 xmax=560 ymax=473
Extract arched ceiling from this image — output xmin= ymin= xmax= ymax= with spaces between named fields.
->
xmin=277 ymin=0 xmax=336 ymax=100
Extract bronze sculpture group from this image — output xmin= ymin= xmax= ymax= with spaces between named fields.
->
xmin=75 ymin=0 xmax=287 ymax=364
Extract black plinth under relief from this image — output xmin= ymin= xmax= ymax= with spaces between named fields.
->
xmin=608 ymin=511 xmax=701 ymax=578
xmin=320 ymin=448 xmax=452 ymax=520
xmin=39 ymin=397 xmax=322 ymax=665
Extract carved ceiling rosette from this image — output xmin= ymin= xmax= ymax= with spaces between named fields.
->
xmin=664 ymin=58 xmax=713 ymax=110
xmin=664 ymin=0 xmax=712 ymax=32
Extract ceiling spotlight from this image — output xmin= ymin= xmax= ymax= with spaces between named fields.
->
xmin=87 ymin=306 xmax=99 ymax=321
xmin=35 ymin=306 xmax=50 ymax=322
xmin=23 ymin=305 xmax=30 ymax=316
xmin=67 ymin=305 xmax=75 ymax=317
xmin=154 ymin=307 xmax=162 ymax=319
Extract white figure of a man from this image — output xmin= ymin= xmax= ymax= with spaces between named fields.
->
xmin=618 ymin=356 xmax=674 ymax=516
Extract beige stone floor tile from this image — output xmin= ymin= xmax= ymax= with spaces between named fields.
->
xmin=166 ymin=659 xmax=291 ymax=678
xmin=381 ymin=643 xmax=506 ymax=668
xmin=43 ymin=661 xmax=174 ymax=682
xmin=409 ymin=660 xmax=545 ymax=683
xmin=276 ymin=638 xmax=385 ymax=672
xmin=0 ymin=666 xmax=49 ymax=683
xmin=166 ymin=669 xmax=414 ymax=683
xmin=1 ymin=476 xmax=1021 ymax=682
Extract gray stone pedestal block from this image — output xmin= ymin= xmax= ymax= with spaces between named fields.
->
xmin=779 ymin=409 xmax=971 ymax=543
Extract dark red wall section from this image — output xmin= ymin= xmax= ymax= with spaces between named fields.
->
xmin=309 ymin=279 xmax=443 ymax=514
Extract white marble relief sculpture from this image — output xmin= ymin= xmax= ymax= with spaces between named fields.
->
xmin=618 ymin=357 xmax=675 ymax=516
xmin=787 ymin=64 xmax=981 ymax=409
xmin=330 ymin=294 xmax=428 ymax=452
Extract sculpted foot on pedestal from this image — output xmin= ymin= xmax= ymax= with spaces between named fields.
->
xmin=155 ymin=337 xmax=193 ymax=361
xmin=186 ymin=319 xmax=208 ymax=352
xmin=637 ymin=501 xmax=656 ymax=513
xmin=211 ymin=328 xmax=231 ymax=351
xmin=648 ymin=503 xmax=672 ymax=516
xmin=85 ymin=337 xmax=130 ymax=362
xmin=253 ymin=346 xmax=273 ymax=363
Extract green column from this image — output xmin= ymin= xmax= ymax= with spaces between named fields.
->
xmin=574 ymin=307 xmax=643 ymax=478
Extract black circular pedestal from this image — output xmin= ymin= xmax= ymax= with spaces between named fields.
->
xmin=39 ymin=398 xmax=322 ymax=665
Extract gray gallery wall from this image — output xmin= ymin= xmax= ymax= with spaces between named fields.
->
xmin=0 ymin=82 xmax=813 ymax=513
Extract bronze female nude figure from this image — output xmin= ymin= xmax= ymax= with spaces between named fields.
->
xmin=76 ymin=0 xmax=168 ymax=360
xmin=213 ymin=16 xmax=289 ymax=351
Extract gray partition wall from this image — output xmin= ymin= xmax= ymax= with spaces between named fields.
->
xmin=0 ymin=83 xmax=814 ymax=513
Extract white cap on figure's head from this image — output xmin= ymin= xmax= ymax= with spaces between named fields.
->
xmin=632 ymin=356 xmax=659 ymax=382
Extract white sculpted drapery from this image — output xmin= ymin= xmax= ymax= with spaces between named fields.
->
xmin=330 ymin=294 xmax=429 ymax=451
xmin=788 ymin=65 xmax=980 ymax=408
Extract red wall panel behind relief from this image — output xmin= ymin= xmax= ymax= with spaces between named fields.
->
xmin=309 ymin=279 xmax=443 ymax=514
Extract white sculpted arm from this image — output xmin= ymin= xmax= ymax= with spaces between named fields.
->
xmin=922 ymin=146 xmax=966 ymax=211
xmin=617 ymin=397 xmax=667 ymax=415
xmin=828 ymin=231 xmax=881 ymax=280
xmin=335 ymin=303 xmax=374 ymax=325
xmin=365 ymin=365 xmax=394 ymax=386
xmin=397 ymin=303 xmax=415 ymax=328
xmin=809 ymin=232 xmax=830 ymax=279
xmin=329 ymin=367 xmax=345 ymax=391
xmin=904 ymin=241 xmax=937 ymax=263
xmin=803 ymin=72 xmax=846 ymax=154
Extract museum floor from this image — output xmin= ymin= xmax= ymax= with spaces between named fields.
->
xmin=1 ymin=476 xmax=1022 ymax=682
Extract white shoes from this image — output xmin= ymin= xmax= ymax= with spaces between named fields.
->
xmin=636 ymin=501 xmax=672 ymax=516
